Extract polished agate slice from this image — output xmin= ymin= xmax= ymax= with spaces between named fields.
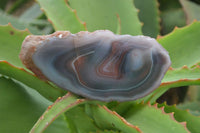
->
xmin=19 ymin=30 xmax=171 ymax=101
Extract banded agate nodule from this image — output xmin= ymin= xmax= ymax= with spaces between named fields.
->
xmin=19 ymin=30 xmax=171 ymax=101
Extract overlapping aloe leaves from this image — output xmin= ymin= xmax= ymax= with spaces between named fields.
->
xmin=0 ymin=0 xmax=200 ymax=133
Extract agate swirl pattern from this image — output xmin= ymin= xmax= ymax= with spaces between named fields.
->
xmin=19 ymin=30 xmax=171 ymax=101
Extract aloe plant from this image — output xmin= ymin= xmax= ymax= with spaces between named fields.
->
xmin=0 ymin=0 xmax=200 ymax=132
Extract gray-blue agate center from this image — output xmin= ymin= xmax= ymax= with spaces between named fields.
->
xmin=20 ymin=30 xmax=171 ymax=101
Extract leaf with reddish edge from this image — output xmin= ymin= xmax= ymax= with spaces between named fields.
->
xmin=30 ymin=92 xmax=87 ymax=133
xmin=35 ymin=0 xmax=86 ymax=32
xmin=0 ymin=24 xmax=30 ymax=68
xmin=158 ymin=102 xmax=200 ymax=133
xmin=91 ymin=105 xmax=142 ymax=133
xmin=139 ymin=65 xmax=200 ymax=103
xmin=162 ymin=66 xmax=200 ymax=83
xmin=0 ymin=61 xmax=65 ymax=102
xmin=158 ymin=21 xmax=200 ymax=68
xmin=123 ymin=102 xmax=190 ymax=133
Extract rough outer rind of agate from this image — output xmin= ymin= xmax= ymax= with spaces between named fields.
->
xmin=19 ymin=30 xmax=171 ymax=102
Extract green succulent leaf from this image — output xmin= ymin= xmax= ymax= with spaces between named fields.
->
xmin=44 ymin=115 xmax=70 ymax=133
xmin=160 ymin=9 xmax=186 ymax=35
xmin=159 ymin=0 xmax=186 ymax=35
xmin=158 ymin=21 xmax=200 ymax=68
xmin=19 ymin=3 xmax=43 ymax=22
xmin=68 ymin=0 xmax=142 ymax=35
xmin=158 ymin=103 xmax=200 ymax=133
xmin=0 ymin=61 xmax=65 ymax=101
xmin=0 ymin=24 xmax=29 ymax=68
xmin=65 ymin=106 xmax=100 ymax=133
xmin=0 ymin=76 xmax=51 ymax=133
xmin=162 ymin=66 xmax=200 ymax=83
xmin=106 ymin=101 xmax=135 ymax=117
xmin=36 ymin=0 xmax=86 ymax=32
xmin=91 ymin=130 xmax=121 ymax=133
xmin=178 ymin=101 xmax=200 ymax=116
xmin=91 ymin=105 xmax=141 ymax=133
xmin=180 ymin=0 xmax=200 ymax=24
xmin=0 ymin=9 xmax=51 ymax=35
xmin=0 ymin=76 xmax=69 ymax=133
xmin=134 ymin=0 xmax=160 ymax=38
xmin=30 ymin=93 xmax=86 ymax=133
xmin=140 ymin=66 xmax=200 ymax=103
xmin=123 ymin=103 xmax=189 ymax=133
